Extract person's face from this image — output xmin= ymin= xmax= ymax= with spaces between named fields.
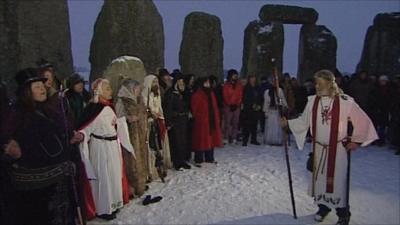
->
xmin=43 ymin=70 xmax=54 ymax=88
xmin=177 ymin=79 xmax=185 ymax=92
xmin=162 ymin=74 xmax=169 ymax=82
xmin=31 ymin=81 xmax=47 ymax=102
xmin=249 ymin=76 xmax=256 ymax=86
xmin=133 ymin=85 xmax=141 ymax=97
xmin=101 ymin=82 xmax=112 ymax=100
xmin=315 ymin=77 xmax=331 ymax=95
xmin=232 ymin=74 xmax=239 ymax=81
xmin=203 ymin=80 xmax=211 ymax=88
xmin=73 ymin=82 xmax=84 ymax=94
xmin=152 ymin=78 xmax=159 ymax=88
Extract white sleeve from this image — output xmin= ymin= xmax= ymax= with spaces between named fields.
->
xmin=78 ymin=117 xmax=97 ymax=180
xmin=288 ymin=96 xmax=313 ymax=150
xmin=348 ymin=101 xmax=378 ymax=146
xmin=117 ymin=117 xmax=136 ymax=159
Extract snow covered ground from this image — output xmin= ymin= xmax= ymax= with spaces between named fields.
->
xmin=89 ymin=137 xmax=399 ymax=225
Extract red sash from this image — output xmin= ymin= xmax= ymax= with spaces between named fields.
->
xmin=158 ymin=118 xmax=167 ymax=140
xmin=311 ymin=96 xmax=340 ymax=194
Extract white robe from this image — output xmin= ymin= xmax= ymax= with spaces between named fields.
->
xmin=288 ymin=95 xmax=378 ymax=208
xmin=79 ymin=106 xmax=124 ymax=215
xmin=263 ymin=88 xmax=288 ymax=145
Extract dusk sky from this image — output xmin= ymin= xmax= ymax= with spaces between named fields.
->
xmin=68 ymin=0 xmax=399 ymax=76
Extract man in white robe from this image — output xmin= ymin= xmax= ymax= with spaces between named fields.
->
xmin=284 ymin=70 xmax=378 ymax=225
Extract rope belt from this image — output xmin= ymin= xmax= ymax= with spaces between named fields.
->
xmin=314 ymin=138 xmax=347 ymax=181
xmin=91 ymin=134 xmax=118 ymax=141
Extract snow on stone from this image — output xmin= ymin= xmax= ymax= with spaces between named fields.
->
xmin=89 ymin=137 xmax=400 ymax=225
xmin=111 ymin=56 xmax=143 ymax=64
xmin=258 ymin=24 xmax=273 ymax=34
xmin=321 ymin=30 xmax=332 ymax=35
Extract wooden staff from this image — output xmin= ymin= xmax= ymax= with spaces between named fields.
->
xmin=271 ymin=58 xmax=297 ymax=219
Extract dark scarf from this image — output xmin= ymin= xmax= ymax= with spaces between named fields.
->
xmin=203 ymin=87 xmax=215 ymax=134
xmin=269 ymin=87 xmax=277 ymax=107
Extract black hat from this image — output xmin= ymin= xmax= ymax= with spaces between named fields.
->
xmin=15 ymin=68 xmax=47 ymax=87
xmin=227 ymin=69 xmax=239 ymax=81
xmin=158 ymin=68 xmax=170 ymax=77
xmin=172 ymin=71 xmax=184 ymax=87
xmin=36 ymin=58 xmax=54 ymax=69
xmin=67 ymin=73 xmax=85 ymax=89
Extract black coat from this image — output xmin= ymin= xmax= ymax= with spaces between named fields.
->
xmin=242 ymin=84 xmax=262 ymax=116
xmin=163 ymin=88 xmax=190 ymax=165
xmin=368 ymin=85 xmax=393 ymax=126
xmin=163 ymin=88 xmax=190 ymax=128
xmin=2 ymin=104 xmax=76 ymax=225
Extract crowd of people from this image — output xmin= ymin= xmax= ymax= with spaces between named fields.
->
xmin=0 ymin=59 xmax=398 ymax=225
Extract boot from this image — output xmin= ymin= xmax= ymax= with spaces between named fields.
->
xmin=182 ymin=162 xmax=192 ymax=169
xmin=336 ymin=207 xmax=351 ymax=225
xmin=97 ymin=213 xmax=116 ymax=221
xmin=314 ymin=204 xmax=331 ymax=222
xmin=336 ymin=216 xmax=350 ymax=225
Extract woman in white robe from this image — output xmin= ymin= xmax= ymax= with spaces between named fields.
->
xmin=78 ymin=79 xmax=124 ymax=220
xmin=285 ymin=70 xmax=378 ymax=225
xmin=263 ymin=83 xmax=288 ymax=145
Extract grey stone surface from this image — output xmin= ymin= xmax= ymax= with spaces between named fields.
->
xmin=357 ymin=12 xmax=400 ymax=77
xmin=0 ymin=0 xmax=73 ymax=95
xmin=241 ymin=20 xmax=284 ymax=79
xmin=259 ymin=4 xmax=318 ymax=24
xmin=102 ymin=55 xmax=147 ymax=100
xmin=90 ymin=0 xmax=164 ymax=82
xmin=298 ymin=24 xmax=337 ymax=82
xmin=179 ymin=12 xmax=224 ymax=80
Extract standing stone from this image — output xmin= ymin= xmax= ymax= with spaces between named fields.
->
xmin=357 ymin=12 xmax=400 ymax=77
xmin=102 ymin=55 xmax=147 ymax=100
xmin=0 ymin=0 xmax=73 ymax=95
xmin=179 ymin=12 xmax=223 ymax=80
xmin=298 ymin=24 xmax=337 ymax=82
xmin=241 ymin=20 xmax=284 ymax=79
xmin=90 ymin=0 xmax=164 ymax=82
xmin=259 ymin=4 xmax=318 ymax=24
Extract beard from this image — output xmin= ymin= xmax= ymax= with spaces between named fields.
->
xmin=151 ymin=85 xmax=159 ymax=96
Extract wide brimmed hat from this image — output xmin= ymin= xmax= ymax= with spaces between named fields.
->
xmin=15 ymin=68 xmax=47 ymax=87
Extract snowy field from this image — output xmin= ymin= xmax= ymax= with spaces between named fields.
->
xmin=89 ymin=137 xmax=399 ymax=225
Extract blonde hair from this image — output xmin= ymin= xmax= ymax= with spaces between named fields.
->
xmin=314 ymin=70 xmax=343 ymax=97
xmin=91 ymin=78 xmax=110 ymax=103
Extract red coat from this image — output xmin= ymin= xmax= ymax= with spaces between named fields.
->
xmin=191 ymin=88 xmax=222 ymax=151
xmin=222 ymin=82 xmax=243 ymax=106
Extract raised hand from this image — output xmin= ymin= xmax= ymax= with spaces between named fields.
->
xmin=4 ymin=139 xmax=21 ymax=159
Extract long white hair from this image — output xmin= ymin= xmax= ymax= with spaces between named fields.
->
xmin=91 ymin=78 xmax=110 ymax=103
xmin=314 ymin=70 xmax=343 ymax=97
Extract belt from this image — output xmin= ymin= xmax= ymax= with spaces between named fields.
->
xmin=314 ymin=138 xmax=348 ymax=180
xmin=91 ymin=134 xmax=118 ymax=141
